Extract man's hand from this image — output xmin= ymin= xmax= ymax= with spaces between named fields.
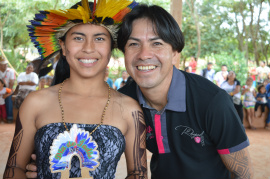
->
xmin=26 ymin=154 xmax=37 ymax=179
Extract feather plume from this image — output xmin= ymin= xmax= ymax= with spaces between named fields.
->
xmin=82 ymin=0 xmax=91 ymax=16
xmin=95 ymin=0 xmax=133 ymax=22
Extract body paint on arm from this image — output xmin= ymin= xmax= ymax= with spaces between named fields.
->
xmin=4 ymin=115 xmax=24 ymax=178
xmin=127 ymin=111 xmax=147 ymax=179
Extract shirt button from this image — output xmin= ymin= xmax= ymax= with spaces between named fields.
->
xmin=160 ymin=136 xmax=163 ymax=140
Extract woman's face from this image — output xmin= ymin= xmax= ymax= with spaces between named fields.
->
xmin=227 ymin=71 xmax=235 ymax=80
xmin=60 ymin=24 xmax=112 ymax=79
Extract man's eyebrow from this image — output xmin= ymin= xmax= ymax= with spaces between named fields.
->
xmin=128 ymin=37 xmax=140 ymax=41
xmin=128 ymin=36 xmax=162 ymax=41
xmin=149 ymin=37 xmax=161 ymax=41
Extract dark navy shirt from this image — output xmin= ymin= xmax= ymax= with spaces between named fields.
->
xmin=136 ymin=66 xmax=186 ymax=154
xmin=119 ymin=66 xmax=249 ymax=179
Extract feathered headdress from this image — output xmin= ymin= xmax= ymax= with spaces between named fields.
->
xmin=27 ymin=0 xmax=138 ymax=61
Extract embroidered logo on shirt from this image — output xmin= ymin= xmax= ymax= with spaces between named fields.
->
xmin=175 ymin=125 xmax=205 ymax=146
xmin=146 ymin=126 xmax=154 ymax=140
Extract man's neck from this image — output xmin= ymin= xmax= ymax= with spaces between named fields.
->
xmin=140 ymin=76 xmax=173 ymax=112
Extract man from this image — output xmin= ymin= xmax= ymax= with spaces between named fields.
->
xmin=256 ymin=61 xmax=270 ymax=85
xmin=214 ymin=64 xmax=228 ymax=87
xmin=114 ymin=70 xmax=128 ymax=90
xmin=14 ymin=63 xmax=38 ymax=109
xmin=0 ymin=56 xmax=16 ymax=123
xmin=201 ymin=62 xmax=215 ymax=82
xmin=26 ymin=4 xmax=253 ymax=179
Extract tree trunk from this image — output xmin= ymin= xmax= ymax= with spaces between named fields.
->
xmin=170 ymin=0 xmax=182 ymax=69
xmin=249 ymin=1 xmax=263 ymax=65
xmin=0 ymin=11 xmax=10 ymax=49
xmin=186 ymin=0 xmax=201 ymax=59
xmin=53 ymin=0 xmax=60 ymax=9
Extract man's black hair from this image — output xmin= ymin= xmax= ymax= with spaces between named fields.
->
xmin=117 ymin=4 xmax=185 ymax=53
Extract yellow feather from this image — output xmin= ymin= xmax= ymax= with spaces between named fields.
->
xmin=95 ymin=0 xmax=133 ymax=21
xmin=77 ymin=6 xmax=90 ymax=23
xmin=81 ymin=0 xmax=91 ymax=16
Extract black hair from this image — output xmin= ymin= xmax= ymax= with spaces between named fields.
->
xmin=51 ymin=49 xmax=70 ymax=86
xmin=257 ymin=84 xmax=265 ymax=93
xmin=225 ymin=70 xmax=238 ymax=82
xmin=0 ymin=79 xmax=6 ymax=87
xmin=117 ymin=4 xmax=185 ymax=53
xmin=185 ymin=66 xmax=191 ymax=72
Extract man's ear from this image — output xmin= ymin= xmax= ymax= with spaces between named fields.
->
xmin=172 ymin=50 xmax=179 ymax=65
xmin=59 ymin=39 xmax=66 ymax=56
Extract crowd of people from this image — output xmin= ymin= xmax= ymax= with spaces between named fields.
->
xmin=186 ymin=60 xmax=270 ymax=130
xmin=0 ymin=56 xmax=54 ymax=123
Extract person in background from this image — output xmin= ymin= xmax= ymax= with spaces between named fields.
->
xmin=14 ymin=63 xmax=39 ymax=109
xmin=242 ymin=77 xmax=256 ymax=129
xmin=214 ymin=64 xmax=228 ymax=87
xmin=0 ymin=56 xmax=16 ymax=123
xmin=120 ymin=80 xmax=126 ymax=88
xmin=0 ymin=79 xmax=12 ymax=123
xmin=256 ymin=61 xmax=270 ymax=86
xmin=254 ymin=84 xmax=268 ymax=118
xmin=220 ymin=71 xmax=243 ymax=123
xmin=114 ymin=70 xmax=128 ymax=90
xmin=36 ymin=76 xmax=49 ymax=90
xmin=201 ymin=62 xmax=215 ymax=82
xmin=264 ymin=83 xmax=270 ymax=130
xmin=104 ymin=66 xmax=113 ymax=88
xmin=189 ymin=56 xmax=197 ymax=73
xmin=184 ymin=66 xmax=192 ymax=73
xmin=45 ymin=76 xmax=53 ymax=86
xmin=248 ymin=60 xmax=257 ymax=88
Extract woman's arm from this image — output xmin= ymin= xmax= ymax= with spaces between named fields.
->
xmin=3 ymin=93 xmax=38 ymax=179
xmin=124 ymin=100 xmax=147 ymax=179
xmin=233 ymin=85 xmax=241 ymax=94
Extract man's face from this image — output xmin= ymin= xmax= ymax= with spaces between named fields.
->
xmin=0 ymin=63 xmax=7 ymax=72
xmin=124 ymin=18 xmax=177 ymax=90
xmin=221 ymin=66 xmax=227 ymax=72
xmin=207 ymin=64 xmax=213 ymax=70
xmin=260 ymin=62 xmax=265 ymax=67
xmin=122 ymin=71 xmax=128 ymax=80
xmin=26 ymin=65 xmax=34 ymax=74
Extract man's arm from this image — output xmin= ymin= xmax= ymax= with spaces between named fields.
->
xmin=220 ymin=147 xmax=254 ymax=179
xmin=25 ymin=154 xmax=37 ymax=179
xmin=8 ymin=79 xmax=15 ymax=91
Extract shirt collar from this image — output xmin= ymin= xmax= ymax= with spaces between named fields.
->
xmin=137 ymin=66 xmax=186 ymax=112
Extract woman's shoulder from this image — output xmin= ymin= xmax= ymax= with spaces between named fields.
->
xmin=112 ymin=89 xmax=141 ymax=110
xmin=21 ymin=85 xmax=59 ymax=106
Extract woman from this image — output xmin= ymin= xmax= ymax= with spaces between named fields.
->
xmin=4 ymin=0 xmax=147 ymax=179
xmin=220 ymin=71 xmax=243 ymax=123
